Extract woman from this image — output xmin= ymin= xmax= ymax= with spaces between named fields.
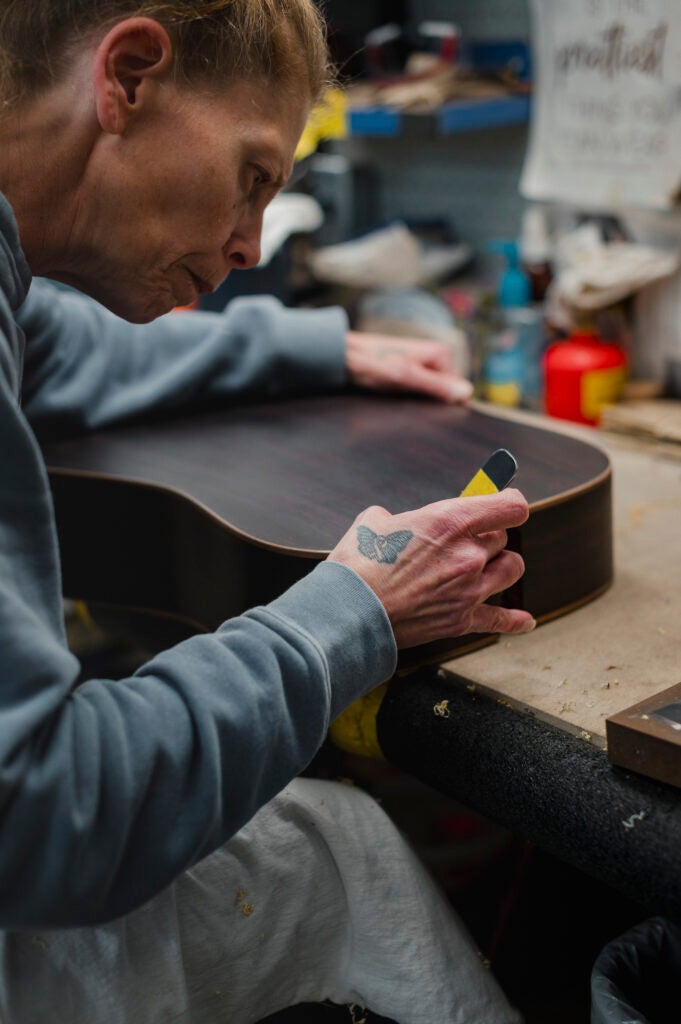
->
xmin=0 ymin=2 xmax=532 ymax=1021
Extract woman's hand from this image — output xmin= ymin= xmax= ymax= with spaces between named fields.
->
xmin=346 ymin=330 xmax=473 ymax=404
xmin=328 ymin=490 xmax=535 ymax=649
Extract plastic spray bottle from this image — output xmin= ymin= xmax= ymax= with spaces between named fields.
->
xmin=520 ymin=206 xmax=553 ymax=303
xmin=483 ymin=241 xmax=545 ymax=408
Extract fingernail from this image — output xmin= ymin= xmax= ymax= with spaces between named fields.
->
xmin=449 ymin=379 xmax=474 ymax=402
xmin=520 ymin=618 xmax=537 ymax=633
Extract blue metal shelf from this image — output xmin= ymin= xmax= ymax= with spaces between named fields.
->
xmin=347 ymin=106 xmax=403 ymax=138
xmin=348 ymin=94 xmax=530 ymax=139
xmin=437 ymin=94 xmax=530 ymax=134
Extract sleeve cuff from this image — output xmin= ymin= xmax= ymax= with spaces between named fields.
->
xmin=262 ymin=301 xmax=349 ymax=394
xmin=255 ymin=560 xmax=397 ymax=719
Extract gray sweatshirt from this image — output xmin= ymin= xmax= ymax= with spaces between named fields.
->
xmin=0 ymin=194 xmax=397 ymax=928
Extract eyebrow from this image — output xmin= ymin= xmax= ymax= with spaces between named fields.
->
xmin=266 ymin=156 xmax=291 ymax=189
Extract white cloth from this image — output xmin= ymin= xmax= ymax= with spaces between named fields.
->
xmin=258 ymin=194 xmax=324 ymax=267
xmin=0 ymin=779 xmax=522 ymax=1024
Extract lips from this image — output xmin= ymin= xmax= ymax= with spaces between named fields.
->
xmin=186 ymin=269 xmax=215 ymax=296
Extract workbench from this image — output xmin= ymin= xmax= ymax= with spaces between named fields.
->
xmin=376 ymin=415 xmax=681 ymax=922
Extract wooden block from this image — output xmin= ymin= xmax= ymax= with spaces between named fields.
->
xmin=607 ymin=682 xmax=681 ymax=788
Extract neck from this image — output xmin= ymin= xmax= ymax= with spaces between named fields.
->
xmin=0 ymin=83 xmax=95 ymax=276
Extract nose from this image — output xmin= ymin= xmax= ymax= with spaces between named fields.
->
xmin=224 ymin=208 xmax=263 ymax=271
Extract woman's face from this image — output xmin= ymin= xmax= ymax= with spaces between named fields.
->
xmin=60 ymin=77 xmax=308 ymax=322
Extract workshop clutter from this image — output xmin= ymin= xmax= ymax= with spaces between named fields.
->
xmin=301 ymin=192 xmax=680 ymax=426
xmin=443 ymin=210 xmax=678 ymax=425
xmin=540 ymin=219 xmax=677 ymax=425
xmin=201 ymin=178 xmax=681 ymax=430
xmin=344 ymin=20 xmax=529 ymax=115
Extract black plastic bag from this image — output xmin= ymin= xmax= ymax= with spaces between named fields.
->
xmin=591 ymin=916 xmax=681 ymax=1024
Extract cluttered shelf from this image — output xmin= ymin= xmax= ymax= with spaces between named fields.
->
xmin=337 ymin=37 xmax=531 ymax=139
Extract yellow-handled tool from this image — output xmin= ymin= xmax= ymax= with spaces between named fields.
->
xmin=459 ymin=448 xmax=518 ymax=497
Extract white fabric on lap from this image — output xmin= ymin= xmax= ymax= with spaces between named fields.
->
xmin=0 ymin=779 xmax=521 ymax=1024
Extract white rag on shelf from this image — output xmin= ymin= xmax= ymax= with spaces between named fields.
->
xmin=308 ymin=222 xmax=471 ymax=289
xmin=552 ymin=223 xmax=680 ymax=311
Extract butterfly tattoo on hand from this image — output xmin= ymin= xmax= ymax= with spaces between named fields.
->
xmin=356 ymin=525 xmax=413 ymax=564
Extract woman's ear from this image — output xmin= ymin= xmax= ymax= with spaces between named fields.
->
xmin=93 ymin=17 xmax=173 ymax=135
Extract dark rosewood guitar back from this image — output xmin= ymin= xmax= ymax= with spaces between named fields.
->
xmin=42 ymin=395 xmax=613 ymax=671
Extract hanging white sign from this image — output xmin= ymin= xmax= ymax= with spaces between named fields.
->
xmin=521 ymin=0 xmax=681 ymax=210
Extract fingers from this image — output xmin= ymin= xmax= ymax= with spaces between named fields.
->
xmin=477 ymin=528 xmax=509 ymax=562
xmin=402 ymin=362 xmax=473 ymax=404
xmin=468 ymin=551 xmax=535 ymax=635
xmin=479 ymin=548 xmax=525 ymax=596
xmin=411 ymin=340 xmax=456 ymax=370
xmin=463 ymin=489 xmax=529 ymax=530
xmin=470 ymin=603 xmax=536 ymax=636
xmin=424 ymin=489 xmax=529 ymax=538
xmin=345 ymin=331 xmax=473 ymax=405
xmin=350 ymin=496 xmax=526 ymax=569
xmin=396 ymin=341 xmax=473 ymax=403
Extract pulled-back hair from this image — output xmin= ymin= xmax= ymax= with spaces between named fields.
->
xmin=0 ymin=0 xmax=331 ymax=101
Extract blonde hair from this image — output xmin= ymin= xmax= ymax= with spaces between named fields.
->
xmin=0 ymin=0 xmax=331 ymax=101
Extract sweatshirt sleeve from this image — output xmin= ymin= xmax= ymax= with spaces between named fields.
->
xmin=0 ymin=350 xmax=397 ymax=928
xmin=0 ymin=275 xmax=399 ymax=930
xmin=19 ymin=279 xmax=349 ymax=436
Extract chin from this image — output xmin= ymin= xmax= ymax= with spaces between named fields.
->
xmin=86 ymin=282 xmax=176 ymax=324
xmin=121 ymin=303 xmax=173 ymax=325
xmin=48 ymin=268 xmax=177 ymax=323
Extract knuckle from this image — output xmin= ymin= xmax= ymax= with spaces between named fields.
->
xmin=492 ymin=528 xmax=508 ymax=549
xmin=487 ymin=608 xmax=510 ymax=633
xmin=505 ymin=550 xmax=526 ymax=579
xmin=430 ymin=504 xmax=469 ymax=541
xmin=457 ymin=547 xmax=487 ymax=578
xmin=474 ymin=600 xmax=510 ymax=630
xmin=390 ymin=359 xmax=410 ymax=386
xmin=358 ymin=504 xmax=390 ymax=522
xmin=484 ymin=551 xmax=525 ymax=592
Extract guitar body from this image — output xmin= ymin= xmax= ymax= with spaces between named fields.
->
xmin=42 ymin=395 xmax=613 ymax=671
